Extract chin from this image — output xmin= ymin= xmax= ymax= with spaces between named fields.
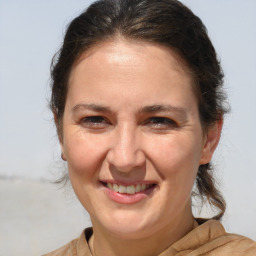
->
xmin=106 ymin=224 xmax=153 ymax=240
xmin=93 ymin=210 xmax=161 ymax=240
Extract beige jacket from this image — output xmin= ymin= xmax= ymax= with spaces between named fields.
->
xmin=43 ymin=220 xmax=256 ymax=255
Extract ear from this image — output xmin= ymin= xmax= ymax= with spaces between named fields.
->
xmin=199 ymin=118 xmax=223 ymax=165
xmin=53 ymin=112 xmax=67 ymax=161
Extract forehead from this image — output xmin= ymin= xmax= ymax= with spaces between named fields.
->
xmin=70 ymin=39 xmax=193 ymax=83
xmin=67 ymin=39 xmax=197 ymax=110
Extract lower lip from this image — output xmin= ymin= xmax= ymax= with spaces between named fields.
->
xmin=103 ymin=185 xmax=156 ymax=204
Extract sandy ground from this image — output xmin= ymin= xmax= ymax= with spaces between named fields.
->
xmin=0 ymin=178 xmax=91 ymax=256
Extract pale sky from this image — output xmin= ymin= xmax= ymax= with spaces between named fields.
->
xmin=0 ymin=0 xmax=255 ymax=238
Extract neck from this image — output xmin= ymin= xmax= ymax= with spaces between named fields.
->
xmin=91 ymin=209 xmax=195 ymax=256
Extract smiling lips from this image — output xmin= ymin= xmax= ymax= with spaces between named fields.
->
xmin=101 ymin=181 xmax=157 ymax=204
xmin=106 ymin=183 xmax=155 ymax=194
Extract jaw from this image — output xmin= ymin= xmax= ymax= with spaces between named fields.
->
xmin=90 ymin=201 xmax=195 ymax=256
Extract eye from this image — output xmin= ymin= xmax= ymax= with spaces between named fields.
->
xmin=145 ymin=117 xmax=178 ymax=129
xmin=80 ymin=116 xmax=110 ymax=129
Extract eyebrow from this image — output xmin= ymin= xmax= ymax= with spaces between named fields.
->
xmin=139 ymin=104 xmax=188 ymax=117
xmin=71 ymin=103 xmax=188 ymax=118
xmin=71 ymin=103 xmax=112 ymax=113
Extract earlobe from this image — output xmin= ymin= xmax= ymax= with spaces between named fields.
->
xmin=199 ymin=118 xmax=223 ymax=165
xmin=61 ymin=152 xmax=67 ymax=161
xmin=59 ymin=138 xmax=67 ymax=161
xmin=59 ymin=139 xmax=67 ymax=161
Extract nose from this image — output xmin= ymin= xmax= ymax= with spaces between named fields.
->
xmin=106 ymin=124 xmax=146 ymax=173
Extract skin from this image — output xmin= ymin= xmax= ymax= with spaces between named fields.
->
xmin=59 ymin=39 xmax=222 ymax=256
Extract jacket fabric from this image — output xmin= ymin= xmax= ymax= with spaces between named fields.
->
xmin=43 ymin=220 xmax=256 ymax=255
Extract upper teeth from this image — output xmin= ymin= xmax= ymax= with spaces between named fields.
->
xmin=106 ymin=183 xmax=150 ymax=194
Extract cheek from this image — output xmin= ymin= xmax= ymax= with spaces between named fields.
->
xmin=146 ymin=133 xmax=202 ymax=178
xmin=148 ymin=135 xmax=201 ymax=209
xmin=64 ymin=132 xmax=108 ymax=178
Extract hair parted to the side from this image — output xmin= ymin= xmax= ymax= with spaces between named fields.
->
xmin=50 ymin=0 xmax=229 ymax=220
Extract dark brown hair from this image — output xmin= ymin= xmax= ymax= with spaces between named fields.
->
xmin=50 ymin=0 xmax=229 ymax=220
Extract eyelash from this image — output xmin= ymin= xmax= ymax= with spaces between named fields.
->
xmin=81 ymin=116 xmax=109 ymax=128
xmin=80 ymin=116 xmax=177 ymax=130
xmin=145 ymin=117 xmax=178 ymax=129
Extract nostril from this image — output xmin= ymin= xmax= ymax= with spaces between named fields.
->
xmin=106 ymin=148 xmax=146 ymax=173
xmin=105 ymin=131 xmax=145 ymax=169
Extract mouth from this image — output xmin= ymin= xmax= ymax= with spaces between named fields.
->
xmin=101 ymin=182 xmax=157 ymax=195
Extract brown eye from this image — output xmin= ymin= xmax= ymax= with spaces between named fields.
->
xmin=146 ymin=117 xmax=178 ymax=129
xmin=83 ymin=116 xmax=105 ymax=123
xmin=81 ymin=116 xmax=109 ymax=128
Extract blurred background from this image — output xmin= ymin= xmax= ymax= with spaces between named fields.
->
xmin=0 ymin=0 xmax=255 ymax=255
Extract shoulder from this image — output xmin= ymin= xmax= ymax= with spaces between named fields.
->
xmin=171 ymin=219 xmax=256 ymax=255
xmin=193 ymin=220 xmax=256 ymax=255
xmin=42 ymin=241 xmax=75 ymax=256
xmin=208 ymin=232 xmax=256 ymax=255
xmin=42 ymin=228 xmax=93 ymax=256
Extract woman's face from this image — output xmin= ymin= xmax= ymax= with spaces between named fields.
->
xmin=61 ymin=40 xmax=218 ymax=239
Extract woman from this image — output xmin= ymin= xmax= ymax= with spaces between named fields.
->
xmin=44 ymin=0 xmax=256 ymax=255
